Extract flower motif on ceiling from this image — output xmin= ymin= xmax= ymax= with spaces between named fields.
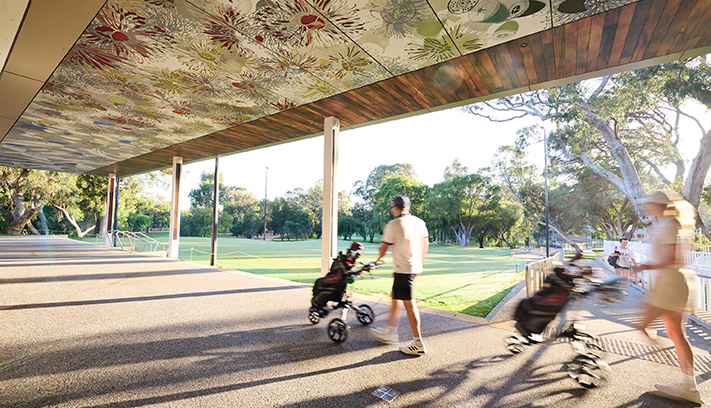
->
xmin=180 ymin=71 xmax=224 ymax=98
xmin=328 ymin=46 xmax=373 ymax=79
xmin=300 ymin=78 xmax=338 ymax=99
xmin=365 ymin=0 xmax=429 ymax=38
xmin=171 ymin=101 xmax=195 ymax=116
xmin=85 ymin=5 xmax=172 ymax=62
xmin=149 ymin=69 xmax=185 ymax=94
xmin=210 ymin=103 xmax=254 ymax=126
xmin=230 ymin=72 xmax=275 ymax=103
xmin=270 ymin=97 xmax=297 ymax=111
xmin=266 ymin=50 xmax=330 ymax=77
xmin=202 ymin=6 xmax=250 ymax=53
xmin=254 ymin=0 xmax=363 ymax=47
xmin=42 ymin=81 xmax=92 ymax=101
xmin=406 ymin=24 xmax=483 ymax=62
xmin=174 ymin=36 xmax=237 ymax=72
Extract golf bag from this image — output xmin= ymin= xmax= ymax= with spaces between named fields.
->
xmin=514 ymin=265 xmax=577 ymax=337
xmin=311 ymin=242 xmax=362 ymax=310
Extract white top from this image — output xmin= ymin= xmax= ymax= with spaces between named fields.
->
xmin=649 ymin=217 xmax=690 ymax=269
xmin=382 ymin=214 xmax=429 ymax=274
xmin=615 ymin=246 xmax=636 ymax=268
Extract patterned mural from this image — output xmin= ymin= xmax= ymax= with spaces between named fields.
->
xmin=1 ymin=0 xmax=638 ymax=173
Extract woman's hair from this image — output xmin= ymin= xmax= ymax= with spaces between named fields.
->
xmin=659 ymin=190 xmax=696 ymax=230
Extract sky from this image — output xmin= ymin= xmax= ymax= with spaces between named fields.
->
xmin=152 ymin=106 xmax=542 ymax=210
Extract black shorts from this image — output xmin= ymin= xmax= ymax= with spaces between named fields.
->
xmin=392 ymin=273 xmax=416 ymax=300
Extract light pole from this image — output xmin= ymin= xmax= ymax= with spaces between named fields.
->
xmin=263 ymin=167 xmax=268 ymax=240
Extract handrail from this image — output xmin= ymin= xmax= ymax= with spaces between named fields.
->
xmin=524 ymin=251 xmax=564 ymax=297
xmin=109 ymin=230 xmax=168 ymax=254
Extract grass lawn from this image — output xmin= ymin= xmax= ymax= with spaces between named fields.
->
xmin=79 ymin=233 xmax=538 ymax=318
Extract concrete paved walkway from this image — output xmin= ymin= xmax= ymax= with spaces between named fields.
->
xmin=0 ymin=236 xmax=709 ymax=407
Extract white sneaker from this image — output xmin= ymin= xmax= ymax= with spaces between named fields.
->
xmin=655 ymin=381 xmax=705 ymax=404
xmin=370 ymin=327 xmax=397 ymax=344
xmin=400 ymin=340 xmax=427 ymax=356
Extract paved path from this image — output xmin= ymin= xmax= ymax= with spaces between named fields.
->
xmin=0 ymin=236 xmax=709 ymax=407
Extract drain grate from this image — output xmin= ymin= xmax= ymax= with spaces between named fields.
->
xmin=372 ymin=386 xmax=399 ymax=402
xmin=555 ymin=334 xmax=711 ymax=372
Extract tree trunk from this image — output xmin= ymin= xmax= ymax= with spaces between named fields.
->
xmin=26 ymin=222 xmax=40 ymax=235
xmin=52 ymin=205 xmax=96 ymax=238
xmin=683 ymin=128 xmax=711 ymax=235
xmin=578 ymin=115 xmax=651 ymax=225
xmin=3 ymin=187 xmax=38 ymax=235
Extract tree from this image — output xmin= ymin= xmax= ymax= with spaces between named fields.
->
xmin=230 ymin=211 xmax=263 ymax=238
xmin=464 ymin=57 xmax=711 ymax=236
xmin=126 ymin=212 xmax=152 ymax=232
xmin=188 ymin=171 xmax=227 ymax=209
xmin=222 ymin=186 xmax=259 ymax=222
xmin=428 ymin=173 xmax=497 ymax=247
xmin=269 ymin=197 xmax=310 ymax=241
xmin=353 ymin=164 xmax=417 ymax=242
xmin=181 ymin=208 xmax=233 ymax=237
xmin=1 ymin=168 xmax=41 ymax=234
xmin=372 ymin=175 xmax=430 ymax=238
xmin=443 ymin=158 xmax=469 ymax=180
xmin=338 ymin=215 xmax=363 ymax=241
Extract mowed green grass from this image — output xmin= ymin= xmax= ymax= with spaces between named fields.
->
xmin=84 ymin=233 xmax=537 ymax=317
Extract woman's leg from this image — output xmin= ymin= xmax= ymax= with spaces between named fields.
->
xmin=661 ymin=310 xmax=695 ymax=377
xmin=637 ymin=303 xmax=663 ymax=338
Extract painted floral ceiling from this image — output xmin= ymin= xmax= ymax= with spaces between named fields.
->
xmin=1 ymin=0 xmax=636 ymax=174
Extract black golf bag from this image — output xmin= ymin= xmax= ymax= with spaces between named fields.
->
xmin=514 ymin=264 xmax=577 ymax=337
xmin=311 ymin=242 xmax=362 ymax=310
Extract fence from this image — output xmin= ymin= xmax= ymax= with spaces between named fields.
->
xmin=603 ymin=240 xmax=710 ymax=313
xmin=524 ymin=251 xmax=564 ymax=297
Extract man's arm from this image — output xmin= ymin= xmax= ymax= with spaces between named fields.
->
xmin=377 ymin=242 xmax=389 ymax=263
xmin=421 ymin=237 xmax=429 ymax=262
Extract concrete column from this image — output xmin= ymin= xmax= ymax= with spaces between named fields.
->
xmin=168 ymin=157 xmax=183 ymax=259
xmin=104 ymin=173 xmax=117 ymax=247
xmin=321 ymin=117 xmax=340 ymax=276
xmin=210 ymin=156 xmax=219 ymax=266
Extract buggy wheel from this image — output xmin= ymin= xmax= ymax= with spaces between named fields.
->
xmin=566 ymin=354 xmax=611 ymax=388
xmin=356 ymin=304 xmax=375 ymax=325
xmin=506 ymin=335 xmax=526 ymax=354
xmin=309 ymin=309 xmax=321 ymax=324
xmin=327 ymin=318 xmax=348 ymax=343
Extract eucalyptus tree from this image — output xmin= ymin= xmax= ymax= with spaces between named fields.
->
xmin=428 ymin=173 xmax=497 ymax=248
xmin=464 ymin=56 xmax=711 ymax=233
xmin=353 ymin=164 xmax=417 ymax=241
xmin=372 ymin=175 xmax=430 ymax=239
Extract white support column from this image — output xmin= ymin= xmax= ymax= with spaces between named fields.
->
xmin=168 ymin=157 xmax=183 ymax=259
xmin=210 ymin=156 xmax=220 ymax=266
xmin=104 ymin=173 xmax=117 ymax=247
xmin=322 ymin=117 xmax=340 ymax=276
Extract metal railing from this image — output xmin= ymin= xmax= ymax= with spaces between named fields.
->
xmin=603 ymin=240 xmax=710 ymax=313
xmin=524 ymin=251 xmax=564 ymax=297
xmin=110 ymin=230 xmax=168 ymax=255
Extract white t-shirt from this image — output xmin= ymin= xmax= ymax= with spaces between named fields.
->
xmin=614 ymin=246 xmax=636 ymax=268
xmin=382 ymin=214 xmax=429 ymax=274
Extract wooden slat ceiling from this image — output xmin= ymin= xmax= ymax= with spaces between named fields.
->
xmin=1 ymin=0 xmax=710 ymax=178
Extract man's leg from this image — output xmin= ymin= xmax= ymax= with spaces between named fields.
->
xmin=399 ymin=299 xmax=426 ymax=355
xmin=371 ymin=291 xmax=400 ymax=343
xmin=386 ymin=292 xmax=401 ymax=328
xmin=402 ymin=299 xmax=421 ymax=338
